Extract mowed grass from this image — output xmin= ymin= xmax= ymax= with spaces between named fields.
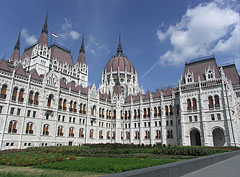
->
xmin=37 ymin=157 xmax=180 ymax=173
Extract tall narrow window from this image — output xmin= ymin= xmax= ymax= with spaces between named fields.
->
xmin=83 ymin=104 xmax=86 ymax=114
xmin=107 ymin=131 xmax=110 ymax=139
xmin=43 ymin=124 xmax=49 ymax=135
xmin=18 ymin=88 xmax=24 ymax=102
xmin=34 ymin=92 xmax=39 ymax=105
xmin=79 ymin=103 xmax=82 ymax=113
xmin=26 ymin=122 xmax=33 ymax=134
xmin=156 ymin=130 xmax=161 ymax=139
xmin=145 ymin=131 xmax=150 ymax=139
xmin=79 ymin=128 xmax=84 ymax=138
xmin=169 ymin=105 xmax=173 ymax=115
xmin=69 ymin=101 xmax=73 ymax=112
xmin=138 ymin=109 xmax=140 ymax=118
xmin=63 ymin=99 xmax=67 ymax=111
xmin=192 ymin=98 xmax=197 ymax=110
xmin=90 ymin=129 xmax=94 ymax=138
xmin=28 ymin=91 xmax=33 ymax=104
xmin=99 ymin=130 xmax=103 ymax=139
xmin=0 ymin=84 xmax=7 ymax=99
xmin=12 ymin=87 xmax=18 ymax=101
xmin=8 ymin=121 xmax=17 ymax=133
xmin=187 ymin=99 xmax=191 ymax=110
xmin=74 ymin=102 xmax=77 ymax=112
xmin=57 ymin=126 xmax=63 ymax=136
xmin=208 ymin=96 xmax=213 ymax=109
xmin=99 ymin=108 xmax=102 ymax=117
xmin=47 ymin=95 xmax=53 ymax=107
xmin=58 ymin=98 xmax=63 ymax=109
xmin=144 ymin=108 xmax=146 ymax=118
xmin=126 ymin=132 xmax=130 ymax=140
xmin=134 ymin=110 xmax=137 ymax=119
xmin=148 ymin=108 xmax=150 ymax=118
xmin=154 ymin=107 xmax=157 ymax=117
xmin=214 ymin=95 xmax=220 ymax=108
xmin=165 ymin=106 xmax=168 ymax=116
xmin=128 ymin=110 xmax=131 ymax=119
xmin=158 ymin=107 xmax=161 ymax=117
xmin=69 ymin=127 xmax=74 ymax=137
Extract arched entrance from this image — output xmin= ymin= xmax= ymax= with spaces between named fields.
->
xmin=190 ymin=129 xmax=201 ymax=146
xmin=212 ymin=128 xmax=225 ymax=146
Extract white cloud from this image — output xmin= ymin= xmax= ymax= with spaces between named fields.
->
xmin=21 ymin=28 xmax=37 ymax=45
xmin=156 ymin=0 xmax=239 ymax=66
xmin=86 ymin=36 xmax=109 ymax=55
xmin=69 ymin=31 xmax=80 ymax=40
xmin=61 ymin=18 xmax=72 ymax=30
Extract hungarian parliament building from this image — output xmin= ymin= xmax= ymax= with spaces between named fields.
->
xmin=0 ymin=15 xmax=239 ymax=150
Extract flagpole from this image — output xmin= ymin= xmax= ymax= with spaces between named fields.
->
xmin=51 ymin=30 xmax=53 ymax=45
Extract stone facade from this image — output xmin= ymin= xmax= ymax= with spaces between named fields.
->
xmin=0 ymin=15 xmax=239 ymax=150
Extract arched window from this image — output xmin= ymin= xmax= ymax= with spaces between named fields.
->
xmin=69 ymin=127 xmax=74 ymax=137
xmin=99 ymin=108 xmax=102 ymax=117
xmin=134 ymin=110 xmax=137 ymax=119
xmin=90 ymin=129 xmax=94 ymax=138
xmin=91 ymin=105 xmax=96 ymax=116
xmin=145 ymin=131 xmax=150 ymax=139
xmin=58 ymin=98 xmax=63 ymax=109
xmin=112 ymin=132 xmax=115 ymax=139
xmin=126 ymin=131 xmax=130 ymax=140
xmin=138 ymin=109 xmax=140 ymax=118
xmin=99 ymin=130 xmax=103 ymax=139
xmin=165 ymin=106 xmax=168 ymax=116
xmin=79 ymin=128 xmax=84 ymax=138
xmin=113 ymin=110 xmax=116 ymax=119
xmin=69 ymin=101 xmax=73 ymax=112
xmin=74 ymin=102 xmax=77 ymax=112
xmin=135 ymin=131 xmax=139 ymax=139
xmin=154 ymin=107 xmax=157 ymax=117
xmin=26 ymin=122 xmax=33 ymax=134
xmin=192 ymin=98 xmax=197 ymax=110
xmin=128 ymin=110 xmax=131 ymax=119
xmin=47 ymin=94 xmax=53 ymax=107
xmin=156 ymin=130 xmax=161 ymax=139
xmin=28 ymin=91 xmax=34 ymax=104
xmin=167 ymin=130 xmax=173 ymax=139
xmin=102 ymin=109 xmax=104 ymax=118
xmin=214 ymin=95 xmax=220 ymax=108
xmin=18 ymin=88 xmax=24 ymax=102
xmin=8 ymin=120 xmax=17 ymax=133
xmin=63 ymin=99 xmax=67 ymax=111
xmin=107 ymin=131 xmax=110 ymax=139
xmin=208 ymin=96 xmax=213 ymax=109
xmin=0 ymin=84 xmax=7 ymax=99
xmin=158 ymin=106 xmax=161 ymax=117
xmin=169 ymin=105 xmax=173 ymax=115
xmin=147 ymin=108 xmax=150 ymax=117
xmin=12 ymin=87 xmax=18 ymax=101
xmin=34 ymin=92 xmax=39 ymax=105
xmin=125 ymin=110 xmax=127 ymax=120
xmin=43 ymin=124 xmax=49 ymax=135
xmin=187 ymin=99 xmax=191 ymax=110
xmin=57 ymin=126 xmax=63 ymax=136
xmin=143 ymin=108 xmax=146 ymax=118
xmin=79 ymin=103 xmax=83 ymax=113
xmin=121 ymin=110 xmax=123 ymax=119
xmin=109 ymin=110 xmax=111 ymax=119
xmin=83 ymin=104 xmax=86 ymax=114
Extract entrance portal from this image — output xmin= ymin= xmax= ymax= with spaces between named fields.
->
xmin=213 ymin=128 xmax=225 ymax=146
xmin=190 ymin=129 xmax=201 ymax=146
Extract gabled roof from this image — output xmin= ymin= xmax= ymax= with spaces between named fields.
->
xmin=125 ymin=95 xmax=131 ymax=102
xmin=30 ymin=69 xmax=42 ymax=81
xmin=15 ymin=64 xmax=27 ymax=77
xmin=143 ymin=91 xmax=151 ymax=100
xmin=153 ymin=90 xmax=161 ymax=98
xmin=50 ymin=44 xmax=74 ymax=66
xmin=21 ymin=44 xmax=35 ymax=60
xmin=0 ymin=59 xmax=11 ymax=72
xmin=183 ymin=56 xmax=220 ymax=82
xmin=222 ymin=64 xmax=240 ymax=85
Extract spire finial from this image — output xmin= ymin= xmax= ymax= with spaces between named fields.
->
xmin=42 ymin=12 xmax=48 ymax=33
xmin=80 ymin=34 xmax=85 ymax=53
xmin=14 ymin=31 xmax=21 ymax=50
xmin=117 ymin=34 xmax=123 ymax=54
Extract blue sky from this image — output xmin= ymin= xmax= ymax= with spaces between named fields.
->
xmin=0 ymin=0 xmax=239 ymax=91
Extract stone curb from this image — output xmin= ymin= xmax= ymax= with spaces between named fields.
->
xmin=103 ymin=150 xmax=240 ymax=177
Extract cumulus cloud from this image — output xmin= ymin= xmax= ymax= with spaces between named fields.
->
xmin=86 ymin=36 xmax=109 ymax=55
xmin=58 ymin=18 xmax=81 ymax=41
xmin=21 ymin=28 xmax=37 ymax=45
xmin=157 ymin=0 xmax=239 ymax=66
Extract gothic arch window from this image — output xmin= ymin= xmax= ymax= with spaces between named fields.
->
xmin=128 ymin=110 xmax=131 ymax=119
xmin=138 ymin=109 xmax=140 ymax=118
xmin=169 ymin=105 xmax=173 ymax=115
xmin=125 ymin=110 xmax=127 ymax=120
xmin=83 ymin=104 xmax=86 ymax=114
xmin=69 ymin=100 xmax=73 ymax=112
xmin=107 ymin=131 xmax=110 ymax=139
xmin=79 ymin=103 xmax=83 ymax=113
xmin=99 ymin=130 xmax=103 ymax=139
xmin=187 ymin=99 xmax=192 ymax=110
xmin=102 ymin=109 xmax=104 ymax=118
xmin=185 ymin=71 xmax=194 ymax=84
xmin=43 ymin=124 xmax=49 ymax=136
xmin=79 ymin=128 xmax=84 ymax=138
xmin=145 ymin=131 xmax=150 ymax=139
xmin=165 ymin=106 xmax=168 ymax=116
xmin=156 ymin=130 xmax=161 ymax=139
xmin=74 ymin=102 xmax=77 ymax=112
xmin=90 ymin=129 xmax=94 ymax=138
xmin=26 ymin=122 xmax=33 ymax=134
xmin=208 ymin=96 xmax=214 ymax=109
xmin=12 ymin=87 xmax=18 ymax=101
xmin=99 ymin=108 xmax=102 ymax=117
xmin=135 ymin=131 xmax=139 ymax=139
xmin=192 ymin=98 xmax=197 ymax=110
xmin=47 ymin=94 xmax=54 ymax=107
xmin=158 ymin=107 xmax=161 ymax=117
xmin=28 ymin=91 xmax=34 ymax=104
xmin=34 ymin=92 xmax=39 ymax=105
xmin=143 ymin=108 xmax=147 ymax=118
xmin=18 ymin=88 xmax=24 ymax=103
xmin=8 ymin=120 xmax=17 ymax=133
xmin=147 ymin=108 xmax=151 ymax=117
xmin=154 ymin=107 xmax=157 ymax=117
xmin=0 ymin=84 xmax=7 ymax=99
xmin=112 ymin=131 xmax=115 ymax=139
xmin=58 ymin=98 xmax=63 ymax=109
xmin=134 ymin=109 xmax=137 ymax=119
xmin=214 ymin=95 xmax=220 ymax=108
xmin=113 ymin=110 xmax=116 ymax=119
xmin=57 ymin=126 xmax=63 ymax=136
xmin=63 ymin=99 xmax=67 ymax=111
xmin=206 ymin=67 xmax=215 ymax=80
xmin=69 ymin=127 xmax=74 ymax=137
xmin=126 ymin=131 xmax=130 ymax=140
xmin=167 ymin=129 xmax=173 ymax=138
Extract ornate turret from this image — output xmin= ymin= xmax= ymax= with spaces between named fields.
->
xmin=10 ymin=31 xmax=21 ymax=63
xmin=38 ymin=12 xmax=48 ymax=47
xmin=117 ymin=35 xmax=123 ymax=54
xmin=77 ymin=35 xmax=86 ymax=65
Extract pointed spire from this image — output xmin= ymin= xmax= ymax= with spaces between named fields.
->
xmin=79 ymin=34 xmax=85 ymax=53
xmin=117 ymin=34 xmax=123 ymax=54
xmin=14 ymin=31 xmax=21 ymax=50
xmin=42 ymin=12 xmax=48 ymax=33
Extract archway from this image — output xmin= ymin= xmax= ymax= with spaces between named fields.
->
xmin=212 ymin=128 xmax=225 ymax=146
xmin=190 ymin=129 xmax=201 ymax=146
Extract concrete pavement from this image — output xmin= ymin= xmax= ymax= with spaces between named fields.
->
xmin=182 ymin=155 xmax=240 ymax=177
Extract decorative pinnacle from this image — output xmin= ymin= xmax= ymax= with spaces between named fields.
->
xmin=14 ymin=31 xmax=21 ymax=50
xmin=117 ymin=34 xmax=123 ymax=54
xmin=42 ymin=12 xmax=48 ymax=33
xmin=80 ymin=34 xmax=85 ymax=53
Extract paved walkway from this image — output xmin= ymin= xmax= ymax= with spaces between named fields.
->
xmin=182 ymin=155 xmax=240 ymax=177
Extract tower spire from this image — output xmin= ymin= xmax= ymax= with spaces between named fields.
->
xmin=42 ymin=12 xmax=48 ymax=33
xmin=117 ymin=34 xmax=123 ymax=54
xmin=11 ymin=31 xmax=21 ymax=62
xmin=14 ymin=31 xmax=21 ymax=50
xmin=79 ymin=34 xmax=85 ymax=53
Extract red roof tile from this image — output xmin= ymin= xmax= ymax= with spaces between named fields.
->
xmin=222 ymin=64 xmax=240 ymax=85
xmin=15 ymin=64 xmax=27 ymax=77
xmin=30 ymin=69 xmax=42 ymax=81
xmin=50 ymin=44 xmax=74 ymax=66
xmin=0 ymin=59 xmax=11 ymax=72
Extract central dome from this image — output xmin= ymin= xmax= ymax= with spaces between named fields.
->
xmin=104 ymin=36 xmax=135 ymax=74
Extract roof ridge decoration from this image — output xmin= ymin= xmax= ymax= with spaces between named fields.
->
xmin=42 ymin=12 xmax=48 ymax=33
xmin=117 ymin=34 xmax=123 ymax=55
xmin=77 ymin=35 xmax=86 ymax=65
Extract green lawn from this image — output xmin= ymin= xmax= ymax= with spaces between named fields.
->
xmin=37 ymin=157 xmax=180 ymax=173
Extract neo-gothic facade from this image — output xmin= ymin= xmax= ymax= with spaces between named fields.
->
xmin=0 ymin=15 xmax=240 ymax=150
